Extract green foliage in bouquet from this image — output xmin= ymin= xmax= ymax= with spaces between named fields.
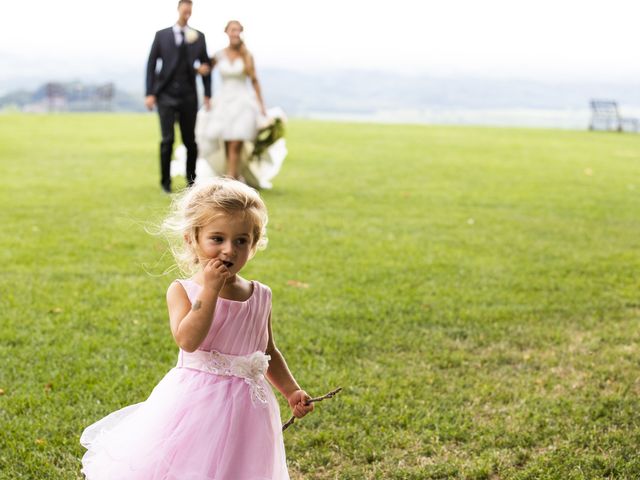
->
xmin=252 ymin=118 xmax=285 ymax=158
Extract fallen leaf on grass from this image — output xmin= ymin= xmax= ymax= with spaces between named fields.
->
xmin=0 ymin=388 xmax=4 ymax=395
xmin=48 ymin=307 xmax=63 ymax=314
xmin=44 ymin=383 xmax=53 ymax=393
xmin=35 ymin=438 xmax=46 ymax=446
xmin=287 ymin=280 xmax=309 ymax=289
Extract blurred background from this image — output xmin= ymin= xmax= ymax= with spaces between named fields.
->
xmin=1 ymin=0 xmax=639 ymax=129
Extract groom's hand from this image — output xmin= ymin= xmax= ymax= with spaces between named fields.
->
xmin=144 ymin=95 xmax=156 ymax=111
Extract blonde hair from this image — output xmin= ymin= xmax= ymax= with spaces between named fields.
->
xmin=224 ymin=20 xmax=255 ymax=77
xmin=160 ymin=178 xmax=268 ymax=276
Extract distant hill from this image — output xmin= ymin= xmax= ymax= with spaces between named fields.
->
xmin=0 ymin=81 xmax=144 ymax=113
xmin=2 ymin=68 xmax=639 ymax=128
xmin=258 ymin=69 xmax=640 ymax=114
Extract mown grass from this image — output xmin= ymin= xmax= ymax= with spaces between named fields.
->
xmin=0 ymin=114 xmax=639 ymax=479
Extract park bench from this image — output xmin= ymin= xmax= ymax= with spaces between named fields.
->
xmin=589 ymin=99 xmax=639 ymax=132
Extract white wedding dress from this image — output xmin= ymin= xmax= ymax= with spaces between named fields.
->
xmin=171 ymin=49 xmax=286 ymax=189
xmin=201 ymin=49 xmax=261 ymax=142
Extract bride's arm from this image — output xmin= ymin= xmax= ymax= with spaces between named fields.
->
xmin=198 ymin=57 xmax=216 ymax=110
xmin=248 ymin=54 xmax=266 ymax=115
xmin=197 ymin=56 xmax=216 ymax=76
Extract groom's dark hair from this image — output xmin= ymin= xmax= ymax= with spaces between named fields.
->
xmin=178 ymin=0 xmax=192 ymax=4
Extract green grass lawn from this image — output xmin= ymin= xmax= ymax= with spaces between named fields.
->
xmin=1 ymin=114 xmax=639 ymax=479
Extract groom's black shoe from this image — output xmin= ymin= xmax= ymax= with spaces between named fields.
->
xmin=161 ymin=184 xmax=171 ymax=194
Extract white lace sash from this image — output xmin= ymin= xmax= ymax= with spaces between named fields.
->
xmin=178 ymin=349 xmax=271 ymax=405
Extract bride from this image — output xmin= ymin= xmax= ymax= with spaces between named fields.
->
xmin=190 ymin=20 xmax=285 ymax=189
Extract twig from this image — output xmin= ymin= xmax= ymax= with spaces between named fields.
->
xmin=282 ymin=387 xmax=342 ymax=432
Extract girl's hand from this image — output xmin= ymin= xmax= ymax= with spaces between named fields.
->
xmin=202 ymin=258 xmax=230 ymax=293
xmin=287 ymin=389 xmax=314 ymax=418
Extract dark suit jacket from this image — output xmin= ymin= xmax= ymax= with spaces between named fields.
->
xmin=146 ymin=26 xmax=212 ymax=98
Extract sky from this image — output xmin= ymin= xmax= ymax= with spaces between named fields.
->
xmin=2 ymin=0 xmax=640 ymax=82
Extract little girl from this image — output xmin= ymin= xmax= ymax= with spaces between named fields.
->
xmin=80 ymin=178 xmax=314 ymax=479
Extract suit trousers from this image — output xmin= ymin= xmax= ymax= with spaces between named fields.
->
xmin=157 ymin=94 xmax=198 ymax=189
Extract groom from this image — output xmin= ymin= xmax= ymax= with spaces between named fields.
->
xmin=145 ymin=0 xmax=211 ymax=193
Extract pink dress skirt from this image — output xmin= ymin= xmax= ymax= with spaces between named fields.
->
xmin=80 ymin=280 xmax=289 ymax=479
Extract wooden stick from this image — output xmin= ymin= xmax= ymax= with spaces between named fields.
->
xmin=282 ymin=387 xmax=342 ymax=432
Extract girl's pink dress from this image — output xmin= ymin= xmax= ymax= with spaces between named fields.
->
xmin=80 ymin=280 xmax=289 ymax=480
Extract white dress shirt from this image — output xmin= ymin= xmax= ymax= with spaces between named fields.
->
xmin=172 ymin=24 xmax=186 ymax=46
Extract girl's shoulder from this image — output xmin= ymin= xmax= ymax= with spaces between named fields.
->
xmin=169 ymin=277 xmax=201 ymax=300
xmin=252 ymin=280 xmax=271 ymax=296
xmin=172 ymin=277 xmax=199 ymax=288
xmin=250 ymin=280 xmax=272 ymax=310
